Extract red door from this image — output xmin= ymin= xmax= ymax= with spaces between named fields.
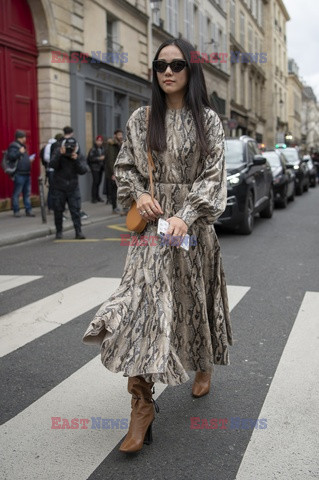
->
xmin=0 ymin=0 xmax=39 ymax=204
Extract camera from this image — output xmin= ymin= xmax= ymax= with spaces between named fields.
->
xmin=62 ymin=137 xmax=79 ymax=157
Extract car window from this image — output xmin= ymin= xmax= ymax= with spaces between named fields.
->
xmin=252 ymin=142 xmax=260 ymax=155
xmin=247 ymin=142 xmax=256 ymax=163
xmin=263 ymin=152 xmax=281 ymax=167
xmin=281 ymin=149 xmax=299 ymax=164
xmin=225 ymin=140 xmax=244 ymax=165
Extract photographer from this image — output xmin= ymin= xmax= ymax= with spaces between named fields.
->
xmin=50 ymin=136 xmax=88 ymax=240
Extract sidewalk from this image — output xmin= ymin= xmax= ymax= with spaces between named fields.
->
xmin=0 ymin=201 xmax=125 ymax=248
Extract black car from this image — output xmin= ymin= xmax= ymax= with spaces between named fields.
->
xmin=303 ymin=155 xmax=317 ymax=187
xmin=262 ymin=150 xmax=295 ymax=207
xmin=217 ymin=136 xmax=274 ymax=234
xmin=279 ymin=147 xmax=309 ymax=195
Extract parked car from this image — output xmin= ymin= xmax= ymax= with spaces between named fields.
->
xmin=217 ymin=136 xmax=274 ymax=234
xmin=303 ymin=155 xmax=317 ymax=187
xmin=262 ymin=150 xmax=295 ymax=207
xmin=278 ymin=147 xmax=309 ymax=195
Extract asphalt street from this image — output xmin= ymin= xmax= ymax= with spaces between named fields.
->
xmin=0 ymin=186 xmax=318 ymax=480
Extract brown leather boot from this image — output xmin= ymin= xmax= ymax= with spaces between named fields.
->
xmin=119 ymin=376 xmax=159 ymax=453
xmin=192 ymin=370 xmax=212 ymax=398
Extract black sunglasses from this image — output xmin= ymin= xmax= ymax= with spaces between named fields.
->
xmin=153 ymin=59 xmax=187 ymax=73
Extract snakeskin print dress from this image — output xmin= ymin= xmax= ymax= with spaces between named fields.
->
xmin=82 ymin=105 xmax=233 ymax=386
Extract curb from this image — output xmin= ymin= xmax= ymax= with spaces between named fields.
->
xmin=0 ymin=213 xmax=121 ymax=248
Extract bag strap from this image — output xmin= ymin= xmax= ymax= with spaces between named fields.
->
xmin=146 ymin=106 xmax=155 ymax=201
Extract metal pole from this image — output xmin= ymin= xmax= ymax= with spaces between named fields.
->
xmin=38 ymin=176 xmax=47 ymax=224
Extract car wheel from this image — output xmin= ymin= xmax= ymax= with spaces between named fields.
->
xmin=278 ymin=187 xmax=288 ymax=208
xmin=304 ymin=179 xmax=309 ymax=192
xmin=260 ymin=186 xmax=274 ymax=218
xmin=289 ymin=185 xmax=295 ymax=201
xmin=238 ymin=190 xmax=254 ymax=235
xmin=296 ymin=183 xmax=303 ymax=195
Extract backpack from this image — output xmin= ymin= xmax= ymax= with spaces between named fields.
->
xmin=1 ymin=143 xmax=20 ymax=177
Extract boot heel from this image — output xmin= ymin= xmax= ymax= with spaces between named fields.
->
xmin=143 ymin=422 xmax=153 ymax=445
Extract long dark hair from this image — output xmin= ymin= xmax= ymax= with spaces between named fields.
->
xmin=148 ymin=38 xmax=211 ymax=155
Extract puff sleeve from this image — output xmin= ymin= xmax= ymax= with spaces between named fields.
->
xmin=113 ymin=108 xmax=150 ymax=208
xmin=174 ymin=109 xmax=227 ymax=228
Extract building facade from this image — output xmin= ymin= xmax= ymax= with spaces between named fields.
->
xmin=286 ymin=58 xmax=302 ymax=146
xmin=2 ymin=0 xmax=319 ymax=209
xmin=301 ymin=86 xmax=319 ymax=153
xmin=0 ymin=0 xmax=152 ymax=207
xmin=228 ymin=0 xmax=266 ymax=142
xmin=263 ymin=0 xmax=290 ymax=147
xmin=151 ymin=0 xmax=230 ymax=128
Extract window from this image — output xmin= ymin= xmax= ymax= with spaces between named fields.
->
xmin=85 ymin=84 xmax=113 ymax=152
xmin=294 ymin=93 xmax=300 ymax=115
xmin=247 ymin=142 xmax=256 ymax=163
xmin=193 ymin=4 xmax=198 ymax=48
xmin=106 ymin=16 xmax=119 ymax=53
xmin=252 ymin=0 xmax=257 ymax=18
xmin=106 ymin=14 xmax=123 ymax=66
xmin=184 ymin=0 xmax=194 ymax=43
xmin=230 ymin=0 xmax=236 ymax=36
xmin=222 ymin=32 xmax=227 ymax=72
xmin=248 ymin=24 xmax=253 ymax=52
xmin=257 ymin=0 xmax=263 ymax=27
xmin=248 ymin=76 xmax=252 ymax=110
xmin=211 ymin=21 xmax=217 ymax=48
xmin=231 ymin=63 xmax=236 ymax=102
xmin=198 ymin=10 xmax=205 ymax=52
xmin=166 ymin=0 xmax=178 ymax=37
xmin=240 ymin=12 xmax=245 ymax=47
xmin=241 ymin=68 xmax=245 ymax=106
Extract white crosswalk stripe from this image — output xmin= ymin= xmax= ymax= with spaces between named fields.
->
xmin=0 ymin=278 xmax=121 ymax=357
xmin=0 ymin=275 xmax=42 ymax=294
xmin=236 ymin=291 xmax=319 ymax=480
xmin=0 ymin=280 xmax=250 ymax=480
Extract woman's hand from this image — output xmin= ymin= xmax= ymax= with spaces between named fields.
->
xmin=165 ymin=216 xmax=188 ymax=246
xmin=137 ymin=193 xmax=163 ymax=222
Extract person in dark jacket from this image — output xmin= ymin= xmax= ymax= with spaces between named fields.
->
xmin=50 ymin=136 xmax=88 ymax=239
xmin=51 ymin=127 xmax=89 ymax=220
xmin=105 ymin=129 xmax=125 ymax=214
xmin=8 ymin=130 xmax=36 ymax=217
xmin=87 ymin=135 xmax=105 ymax=203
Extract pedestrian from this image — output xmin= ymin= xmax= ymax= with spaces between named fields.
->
xmin=50 ymin=135 xmax=88 ymax=239
xmin=8 ymin=130 xmax=36 ymax=217
xmin=82 ymin=38 xmax=232 ymax=453
xmin=42 ymin=136 xmax=59 ymax=213
xmin=104 ymin=129 xmax=125 ymax=214
xmin=87 ymin=135 xmax=105 ymax=203
xmin=51 ymin=127 xmax=89 ymax=220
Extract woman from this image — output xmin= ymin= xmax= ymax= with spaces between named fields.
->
xmin=87 ymin=135 xmax=105 ymax=203
xmin=82 ymin=38 xmax=233 ymax=453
